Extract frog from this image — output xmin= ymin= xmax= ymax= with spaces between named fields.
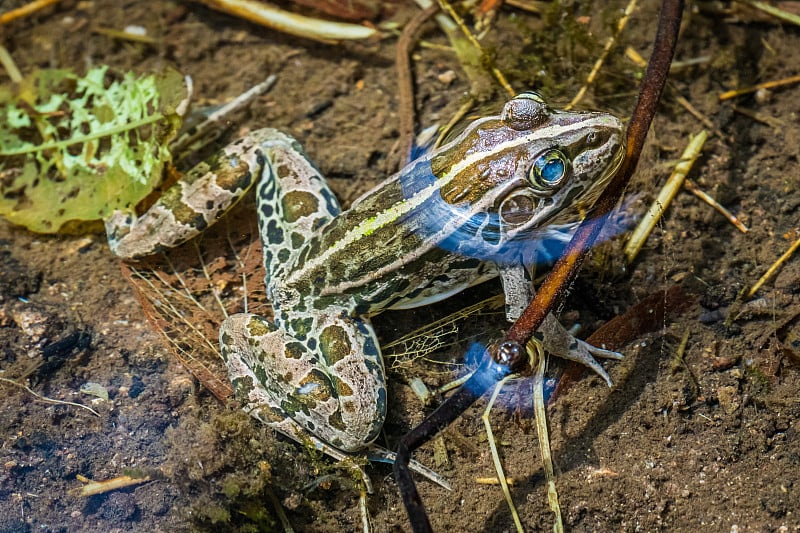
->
xmin=105 ymin=91 xmax=625 ymax=459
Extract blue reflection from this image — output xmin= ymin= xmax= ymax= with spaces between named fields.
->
xmin=463 ymin=342 xmax=557 ymax=404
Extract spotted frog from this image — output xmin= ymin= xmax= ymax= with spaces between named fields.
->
xmin=106 ymin=92 xmax=624 ymax=458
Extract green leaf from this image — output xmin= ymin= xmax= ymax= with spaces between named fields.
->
xmin=0 ymin=66 xmax=186 ymax=232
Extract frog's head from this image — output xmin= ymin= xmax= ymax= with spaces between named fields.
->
xmin=428 ymin=92 xmax=624 ymax=261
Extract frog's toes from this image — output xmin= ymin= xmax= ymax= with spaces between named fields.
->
xmin=567 ymin=338 xmax=623 ymax=387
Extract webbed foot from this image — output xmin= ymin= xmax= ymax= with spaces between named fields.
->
xmin=538 ymin=314 xmax=622 ymax=387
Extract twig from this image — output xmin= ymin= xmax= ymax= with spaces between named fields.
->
xmin=719 ymin=73 xmax=800 ymax=100
xmin=71 ymin=474 xmax=150 ymax=497
xmin=746 ymin=231 xmax=800 ymax=298
xmin=0 ymin=0 xmax=63 ymax=25
xmin=624 ymin=130 xmax=707 ymax=263
xmin=567 ymin=0 xmax=637 ymax=110
xmin=733 ymin=0 xmax=800 ymax=26
xmin=731 ymin=105 xmax=785 ymax=129
xmin=0 ymin=44 xmax=23 ymax=83
xmin=683 ymin=179 xmax=749 ymax=233
xmin=475 ymin=476 xmax=517 ymax=485
xmin=192 ymin=0 xmax=377 ymax=43
xmin=435 ymin=0 xmax=515 ymax=96
xmin=395 ymin=4 xmax=441 ymax=163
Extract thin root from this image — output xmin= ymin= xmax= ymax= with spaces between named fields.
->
xmin=0 ymin=377 xmax=100 ymax=417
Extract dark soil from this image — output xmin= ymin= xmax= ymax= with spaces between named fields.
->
xmin=1 ymin=0 xmax=799 ymax=531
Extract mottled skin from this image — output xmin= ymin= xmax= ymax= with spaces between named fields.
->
xmin=107 ymin=92 xmax=625 ymax=457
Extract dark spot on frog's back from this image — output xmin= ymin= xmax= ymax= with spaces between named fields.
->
xmin=290 ymin=231 xmax=305 ymax=249
xmin=255 ymin=405 xmax=285 ymax=425
xmin=259 ymin=178 xmax=275 ymax=203
xmin=320 ymin=188 xmax=339 ymax=216
xmin=246 ymin=316 xmax=274 ymax=336
xmin=266 ymin=219 xmax=284 ymax=245
xmin=263 ymin=249 xmax=273 ymax=272
xmin=299 ymin=369 xmax=334 ymax=403
xmin=231 ymin=375 xmax=256 ymax=398
xmin=274 ymin=163 xmax=292 ymax=179
xmin=282 ymin=190 xmax=320 ymax=223
xmin=171 ymin=200 xmax=208 ymax=230
xmin=319 ymin=325 xmax=351 ymax=367
xmin=284 ymin=341 xmax=305 ymax=359
xmin=253 ymin=364 xmax=268 ymax=386
xmin=332 ymin=375 xmax=354 ymax=398
xmin=288 ymin=317 xmax=313 ymax=340
xmin=327 ymin=409 xmax=346 ymax=432
xmin=220 ymin=330 xmax=233 ymax=345
xmin=215 ymin=159 xmax=253 ymax=192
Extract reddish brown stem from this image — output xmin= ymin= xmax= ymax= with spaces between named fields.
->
xmin=503 ymin=0 xmax=684 ymax=348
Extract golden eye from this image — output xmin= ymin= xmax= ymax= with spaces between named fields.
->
xmin=528 ymin=149 xmax=569 ymax=191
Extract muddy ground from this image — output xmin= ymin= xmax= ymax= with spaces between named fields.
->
xmin=1 ymin=0 xmax=799 ymax=531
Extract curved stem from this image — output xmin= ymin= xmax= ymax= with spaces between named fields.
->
xmin=394 ymin=0 xmax=685 ymax=530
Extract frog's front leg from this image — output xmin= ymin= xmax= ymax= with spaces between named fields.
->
xmin=498 ymin=263 xmax=622 ymax=386
xmin=220 ymin=311 xmax=386 ymax=453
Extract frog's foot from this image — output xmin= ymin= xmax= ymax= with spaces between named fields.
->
xmin=538 ymin=314 xmax=623 ymax=387
xmin=366 ymin=445 xmax=451 ymax=490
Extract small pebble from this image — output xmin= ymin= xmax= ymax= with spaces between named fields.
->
xmin=80 ymin=382 xmax=109 ymax=401
xmin=437 ymin=70 xmax=457 ymax=85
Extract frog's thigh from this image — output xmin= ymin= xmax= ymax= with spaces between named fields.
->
xmin=220 ymin=313 xmax=386 ymax=453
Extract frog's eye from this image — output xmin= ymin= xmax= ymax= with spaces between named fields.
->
xmin=528 ymin=149 xmax=569 ymax=192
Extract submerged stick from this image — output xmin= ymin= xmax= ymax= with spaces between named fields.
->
xmin=194 ymin=0 xmax=377 ymax=43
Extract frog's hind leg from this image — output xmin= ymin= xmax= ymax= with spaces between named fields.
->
xmin=220 ymin=312 xmax=449 ymax=487
xmin=252 ymin=130 xmax=341 ymax=286
xmin=105 ymin=134 xmax=270 ymax=259
xmin=220 ymin=311 xmax=385 ymax=454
